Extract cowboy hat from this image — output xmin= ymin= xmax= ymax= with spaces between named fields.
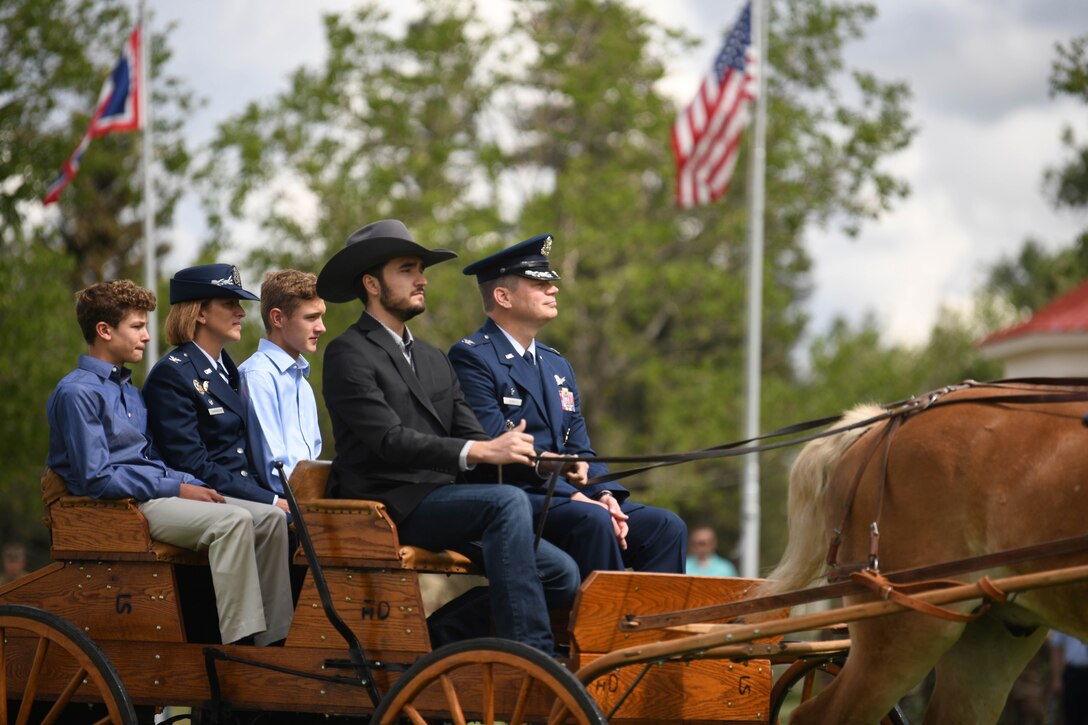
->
xmin=316 ymin=220 xmax=457 ymax=303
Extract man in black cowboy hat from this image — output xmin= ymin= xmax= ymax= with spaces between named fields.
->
xmin=318 ymin=220 xmax=579 ymax=655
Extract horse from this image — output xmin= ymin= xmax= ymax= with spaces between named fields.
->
xmin=762 ymin=382 xmax=1088 ymax=724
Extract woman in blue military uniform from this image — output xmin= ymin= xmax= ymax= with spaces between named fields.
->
xmin=144 ymin=264 xmax=287 ymax=513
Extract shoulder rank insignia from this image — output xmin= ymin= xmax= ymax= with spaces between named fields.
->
xmin=169 ymin=355 xmax=182 ymax=363
xmin=461 ymin=338 xmax=475 ymax=346
xmin=554 ymin=374 xmax=567 ymax=386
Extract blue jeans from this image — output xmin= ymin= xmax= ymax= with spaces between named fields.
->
xmin=397 ymin=484 xmax=577 ymax=654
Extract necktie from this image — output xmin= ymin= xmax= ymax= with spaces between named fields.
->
xmin=216 ymin=361 xmax=234 ymax=390
xmin=523 ymin=350 xmax=535 ymax=366
xmin=404 ymin=338 xmax=417 ymax=373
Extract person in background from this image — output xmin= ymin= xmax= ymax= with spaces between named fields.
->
xmin=238 ymin=270 xmax=326 ymax=492
xmin=46 ymin=280 xmax=291 ymax=646
xmin=1051 ymin=630 xmax=1088 ymax=725
xmin=1 ymin=542 xmax=28 ymax=584
xmin=685 ymin=524 xmax=737 ymax=577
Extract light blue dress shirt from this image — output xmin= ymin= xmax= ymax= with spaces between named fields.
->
xmin=46 ymin=355 xmax=199 ymax=500
xmin=238 ymin=339 xmax=322 ymax=493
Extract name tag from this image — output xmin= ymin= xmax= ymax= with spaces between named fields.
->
xmin=502 ymin=396 xmax=522 ymax=407
xmin=208 ymin=406 xmax=225 ymax=416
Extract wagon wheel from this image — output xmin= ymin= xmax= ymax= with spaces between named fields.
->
xmin=371 ymin=638 xmax=605 ymax=725
xmin=768 ymin=655 xmax=907 ymax=725
xmin=0 ymin=603 xmax=136 ymax=725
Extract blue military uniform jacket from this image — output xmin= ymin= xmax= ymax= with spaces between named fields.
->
xmin=143 ymin=341 xmax=276 ymax=505
xmin=449 ymin=318 xmax=629 ymax=504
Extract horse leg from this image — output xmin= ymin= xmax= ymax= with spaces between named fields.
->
xmin=791 ymin=612 xmax=962 ymax=725
xmin=923 ymin=613 xmax=1048 ymax=725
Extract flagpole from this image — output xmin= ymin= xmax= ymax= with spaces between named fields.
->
xmin=139 ymin=0 xmax=158 ymax=370
xmin=740 ymin=0 xmax=768 ymax=579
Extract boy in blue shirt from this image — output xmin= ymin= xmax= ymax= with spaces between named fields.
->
xmin=46 ymin=280 xmax=292 ymax=646
xmin=238 ymin=270 xmax=326 ymax=492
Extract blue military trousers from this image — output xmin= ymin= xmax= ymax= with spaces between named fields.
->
xmin=397 ymin=483 xmax=578 ymax=655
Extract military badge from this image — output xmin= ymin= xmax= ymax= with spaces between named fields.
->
xmin=553 ymin=374 xmax=566 ymax=386
xmin=193 ymin=379 xmax=210 ymax=395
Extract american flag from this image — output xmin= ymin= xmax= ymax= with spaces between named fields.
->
xmin=43 ymin=27 xmax=142 ymax=205
xmin=672 ymin=3 xmax=758 ymax=209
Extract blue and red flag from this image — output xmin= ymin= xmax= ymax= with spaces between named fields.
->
xmin=43 ymin=26 xmax=142 ymax=205
xmin=672 ymin=3 xmax=758 ymax=209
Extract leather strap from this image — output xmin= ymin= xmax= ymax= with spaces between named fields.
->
xmin=849 ymin=569 xmax=986 ymax=623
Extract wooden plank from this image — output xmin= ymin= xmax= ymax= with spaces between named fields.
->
xmin=577 ymin=654 xmax=773 ymax=723
xmin=49 ymin=504 xmax=150 ymax=555
xmin=570 ymin=572 xmax=778 ymax=653
xmin=0 ymin=561 xmax=185 ymax=642
xmin=302 ymin=508 xmax=401 ymax=562
xmin=286 ymin=568 xmax=430 ymax=655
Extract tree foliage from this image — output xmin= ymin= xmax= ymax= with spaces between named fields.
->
xmin=0 ymin=0 xmax=194 ymax=558
xmin=201 ymin=0 xmax=915 ymax=564
xmin=985 ymin=33 xmax=1088 ymax=314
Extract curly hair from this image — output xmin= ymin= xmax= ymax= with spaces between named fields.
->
xmin=75 ymin=280 xmax=157 ymax=344
xmin=259 ymin=270 xmax=319 ymax=332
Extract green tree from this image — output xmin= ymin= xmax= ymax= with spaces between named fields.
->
xmin=503 ymin=0 xmax=913 ymax=558
xmin=0 ymin=0 xmax=194 ymax=559
xmin=199 ymin=0 xmax=914 ymax=565
xmin=199 ymin=1 xmax=512 ymax=450
xmin=985 ymin=33 xmax=1088 ymax=314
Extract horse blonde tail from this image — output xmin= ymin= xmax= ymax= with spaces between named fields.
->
xmin=759 ymin=404 xmax=885 ymax=596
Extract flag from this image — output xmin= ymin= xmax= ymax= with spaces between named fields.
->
xmin=672 ymin=3 xmax=758 ymax=209
xmin=43 ymin=27 xmax=142 ymax=205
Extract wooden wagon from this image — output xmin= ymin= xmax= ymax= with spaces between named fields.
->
xmin=2 ymin=451 xmax=1085 ymax=724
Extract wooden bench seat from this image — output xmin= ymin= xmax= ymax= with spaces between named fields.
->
xmin=41 ymin=463 xmax=481 ymax=575
xmin=41 ymin=468 xmax=206 ymax=564
xmin=288 ymin=460 xmax=480 ymax=575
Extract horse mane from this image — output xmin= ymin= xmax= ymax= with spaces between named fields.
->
xmin=758 ymin=403 xmax=885 ymax=596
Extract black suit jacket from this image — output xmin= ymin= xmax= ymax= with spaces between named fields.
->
xmin=143 ymin=341 xmax=276 ymax=504
xmin=322 ymin=312 xmax=489 ymax=522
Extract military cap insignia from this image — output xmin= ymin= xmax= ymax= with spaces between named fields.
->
xmin=541 ymin=236 xmax=553 ymax=257
xmin=169 ymin=355 xmax=182 ymax=363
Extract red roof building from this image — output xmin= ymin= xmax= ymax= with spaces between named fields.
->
xmin=979 ymin=280 xmax=1088 ymax=377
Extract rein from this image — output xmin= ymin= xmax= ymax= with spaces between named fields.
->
xmin=552 ymin=378 xmax=1088 ymax=487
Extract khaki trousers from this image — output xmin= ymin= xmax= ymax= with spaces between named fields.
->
xmin=138 ymin=496 xmax=292 ymax=645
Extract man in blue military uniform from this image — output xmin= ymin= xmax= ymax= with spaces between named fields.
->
xmin=449 ymin=235 xmax=687 ymax=579
xmin=144 ymin=264 xmax=287 ymax=512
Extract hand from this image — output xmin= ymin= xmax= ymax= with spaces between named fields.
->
xmin=600 ymin=493 xmax=629 ymax=551
xmin=571 ymin=492 xmax=628 ymax=550
xmin=467 ymin=419 xmax=537 ymax=466
xmin=275 ymin=498 xmax=290 ymax=514
xmin=179 ymin=483 xmax=225 ymax=503
xmin=536 ymin=453 xmax=588 ymax=485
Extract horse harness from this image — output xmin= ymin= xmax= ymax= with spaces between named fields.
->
xmin=825 ymin=378 xmax=1088 ymax=623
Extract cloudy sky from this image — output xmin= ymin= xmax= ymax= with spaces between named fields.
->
xmin=154 ymin=0 xmax=1088 ymax=345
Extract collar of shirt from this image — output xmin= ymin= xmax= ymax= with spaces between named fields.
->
xmin=255 ymin=338 xmax=310 ymax=377
xmin=78 ymin=354 xmax=132 ymax=386
xmin=494 ymin=324 xmax=536 ymax=360
xmin=193 ymin=342 xmax=226 ymax=374
xmin=368 ymin=312 xmax=414 ymax=362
